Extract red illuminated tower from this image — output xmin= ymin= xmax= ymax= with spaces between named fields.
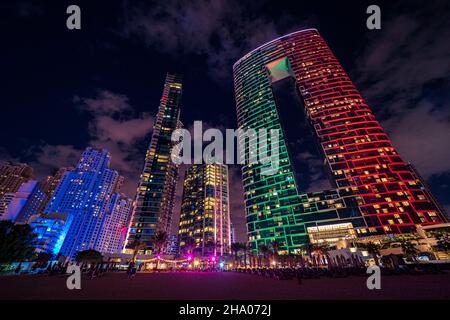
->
xmin=233 ymin=29 xmax=447 ymax=250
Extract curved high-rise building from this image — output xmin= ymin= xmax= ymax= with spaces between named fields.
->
xmin=233 ymin=29 xmax=447 ymax=253
xmin=126 ymin=73 xmax=183 ymax=252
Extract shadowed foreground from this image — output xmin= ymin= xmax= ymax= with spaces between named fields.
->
xmin=1 ymin=271 xmax=449 ymax=300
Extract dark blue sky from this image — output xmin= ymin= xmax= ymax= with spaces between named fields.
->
xmin=1 ymin=0 xmax=450 ymax=241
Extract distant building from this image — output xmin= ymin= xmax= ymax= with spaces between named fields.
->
xmin=165 ymin=234 xmax=180 ymax=256
xmin=0 ymin=162 xmax=33 ymax=198
xmin=113 ymin=175 xmax=125 ymax=194
xmin=0 ymin=193 xmax=15 ymax=220
xmin=230 ymin=222 xmax=236 ymax=244
xmin=30 ymin=212 xmax=74 ymax=256
xmin=178 ymin=164 xmax=231 ymax=257
xmin=126 ymin=73 xmax=183 ymax=252
xmin=0 ymin=162 xmax=34 ymax=220
xmin=1 ymin=180 xmax=46 ymax=223
xmin=44 ymin=147 xmax=120 ymax=259
xmin=95 ymin=193 xmax=133 ymax=254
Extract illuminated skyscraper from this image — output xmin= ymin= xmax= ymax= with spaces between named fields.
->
xmin=95 ymin=193 xmax=133 ymax=254
xmin=178 ymin=164 xmax=231 ymax=257
xmin=126 ymin=73 xmax=182 ymax=251
xmin=45 ymin=147 xmax=119 ymax=259
xmin=233 ymin=29 xmax=447 ymax=252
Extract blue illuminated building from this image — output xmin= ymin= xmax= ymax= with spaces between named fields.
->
xmin=44 ymin=147 xmax=120 ymax=260
xmin=30 ymin=212 xmax=73 ymax=256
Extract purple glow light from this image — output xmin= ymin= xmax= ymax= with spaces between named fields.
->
xmin=187 ymin=255 xmax=192 ymax=261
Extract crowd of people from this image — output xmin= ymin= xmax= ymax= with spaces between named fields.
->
xmin=230 ymin=264 xmax=449 ymax=283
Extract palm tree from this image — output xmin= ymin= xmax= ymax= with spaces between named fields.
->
xmin=364 ymin=242 xmax=381 ymax=266
xmin=230 ymin=243 xmax=241 ymax=268
xmin=184 ymin=238 xmax=197 ymax=255
xmin=242 ymin=242 xmax=251 ymax=268
xmin=258 ymin=243 xmax=270 ymax=267
xmin=0 ymin=221 xmax=37 ymax=264
xmin=435 ymin=233 xmax=450 ymax=253
xmin=400 ymin=239 xmax=419 ymax=262
xmin=152 ymin=231 xmax=168 ymax=255
xmin=269 ymin=239 xmax=280 ymax=263
xmin=128 ymin=239 xmax=146 ymax=262
xmin=151 ymin=231 xmax=168 ymax=270
xmin=302 ymin=239 xmax=314 ymax=265
xmin=311 ymin=244 xmax=328 ymax=266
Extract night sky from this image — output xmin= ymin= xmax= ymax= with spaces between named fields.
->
xmin=1 ymin=0 xmax=450 ymax=242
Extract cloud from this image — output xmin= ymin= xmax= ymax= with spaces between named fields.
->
xmin=353 ymin=1 xmax=450 ymax=180
xmin=29 ymin=91 xmax=153 ymax=198
xmin=122 ymin=0 xmax=315 ymax=79
xmin=354 ymin=7 xmax=450 ymax=115
xmin=15 ymin=1 xmax=44 ymax=17
xmin=75 ymin=90 xmax=132 ymax=115
xmin=30 ymin=144 xmax=82 ymax=179
xmin=382 ymin=100 xmax=450 ymax=177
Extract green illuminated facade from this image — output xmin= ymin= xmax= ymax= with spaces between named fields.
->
xmin=233 ymin=29 xmax=447 ymax=253
xmin=234 ymin=40 xmax=307 ymax=254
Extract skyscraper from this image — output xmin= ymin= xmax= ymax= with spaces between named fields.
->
xmin=45 ymin=147 xmax=119 ymax=259
xmin=178 ymin=164 xmax=231 ymax=257
xmin=126 ymin=73 xmax=183 ymax=251
xmin=233 ymin=29 xmax=447 ymax=252
xmin=95 ymin=193 xmax=133 ymax=254
xmin=0 ymin=162 xmax=33 ymax=217
xmin=0 ymin=162 xmax=33 ymax=199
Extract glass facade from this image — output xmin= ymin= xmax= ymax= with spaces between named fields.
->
xmin=30 ymin=212 xmax=74 ymax=256
xmin=126 ymin=73 xmax=183 ymax=250
xmin=233 ymin=29 xmax=447 ymax=252
xmin=179 ymin=164 xmax=231 ymax=256
xmin=44 ymin=147 xmax=119 ymax=259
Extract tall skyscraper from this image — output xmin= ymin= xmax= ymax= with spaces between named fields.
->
xmin=95 ymin=193 xmax=133 ymax=254
xmin=233 ymin=29 xmax=447 ymax=253
xmin=126 ymin=73 xmax=183 ymax=251
xmin=178 ymin=164 xmax=231 ymax=256
xmin=45 ymin=147 xmax=119 ymax=259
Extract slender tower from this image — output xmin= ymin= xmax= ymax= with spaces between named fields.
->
xmin=44 ymin=147 xmax=119 ymax=259
xmin=233 ymin=29 xmax=447 ymax=252
xmin=126 ymin=73 xmax=183 ymax=251
xmin=178 ymin=164 xmax=231 ymax=257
